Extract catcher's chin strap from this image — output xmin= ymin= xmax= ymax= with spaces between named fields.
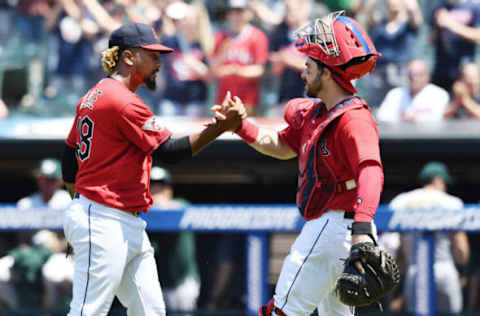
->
xmin=259 ymin=299 xmax=287 ymax=316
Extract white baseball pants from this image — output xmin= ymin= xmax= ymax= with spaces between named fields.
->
xmin=63 ymin=194 xmax=165 ymax=316
xmin=273 ymin=211 xmax=355 ymax=316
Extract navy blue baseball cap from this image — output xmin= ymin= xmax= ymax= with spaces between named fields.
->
xmin=109 ymin=23 xmax=173 ymax=53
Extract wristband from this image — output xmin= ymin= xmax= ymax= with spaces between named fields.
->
xmin=351 ymin=222 xmax=377 ymax=245
xmin=235 ymin=119 xmax=259 ymax=144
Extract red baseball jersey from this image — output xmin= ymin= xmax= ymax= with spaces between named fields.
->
xmin=66 ymin=78 xmax=172 ymax=212
xmin=213 ymin=24 xmax=269 ymax=107
xmin=279 ymin=97 xmax=382 ymax=221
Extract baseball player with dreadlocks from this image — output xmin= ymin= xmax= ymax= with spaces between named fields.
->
xmin=214 ymin=11 xmax=398 ymax=316
xmin=61 ymin=23 xmax=244 ymax=316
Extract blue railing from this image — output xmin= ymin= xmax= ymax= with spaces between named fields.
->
xmin=1 ymin=204 xmax=479 ymax=316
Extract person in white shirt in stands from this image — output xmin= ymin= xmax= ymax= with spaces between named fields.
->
xmin=17 ymin=158 xmax=71 ymax=211
xmin=376 ymin=59 xmax=450 ymax=123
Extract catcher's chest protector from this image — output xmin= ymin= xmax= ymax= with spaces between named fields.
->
xmin=296 ymin=97 xmax=366 ymax=219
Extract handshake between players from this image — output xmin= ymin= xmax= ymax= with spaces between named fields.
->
xmin=210 ymin=91 xmax=248 ymax=132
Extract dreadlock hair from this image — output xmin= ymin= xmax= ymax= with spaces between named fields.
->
xmin=102 ymin=46 xmax=121 ymax=75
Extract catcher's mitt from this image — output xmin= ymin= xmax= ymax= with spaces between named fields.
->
xmin=335 ymin=242 xmax=400 ymax=309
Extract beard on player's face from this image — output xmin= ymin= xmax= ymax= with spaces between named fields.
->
xmin=305 ymin=73 xmax=323 ymax=97
xmin=144 ymin=69 xmax=159 ymax=90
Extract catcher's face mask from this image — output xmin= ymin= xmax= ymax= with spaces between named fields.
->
xmin=295 ymin=11 xmax=343 ymax=57
xmin=294 ymin=11 xmax=381 ymax=81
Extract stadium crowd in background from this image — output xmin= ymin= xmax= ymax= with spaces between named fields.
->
xmin=0 ymin=0 xmax=479 ymax=120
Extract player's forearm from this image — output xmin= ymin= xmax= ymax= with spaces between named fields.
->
xmin=189 ymin=124 xmax=226 ymax=156
xmin=236 ymin=119 xmax=296 ymax=160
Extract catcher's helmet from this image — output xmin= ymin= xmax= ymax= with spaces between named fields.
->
xmin=295 ymin=11 xmax=381 ymax=93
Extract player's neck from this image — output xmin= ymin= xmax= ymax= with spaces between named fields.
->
xmin=109 ymin=71 xmax=140 ymax=92
xmin=320 ymin=91 xmax=354 ymax=111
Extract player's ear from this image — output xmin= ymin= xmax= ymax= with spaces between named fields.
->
xmin=321 ymin=66 xmax=331 ymax=79
xmin=122 ymin=49 xmax=135 ymax=66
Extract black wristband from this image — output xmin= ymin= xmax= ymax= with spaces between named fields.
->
xmin=351 ymin=222 xmax=377 ymax=245
xmin=351 ymin=222 xmax=373 ymax=235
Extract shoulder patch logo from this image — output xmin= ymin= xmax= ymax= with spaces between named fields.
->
xmin=142 ymin=116 xmax=164 ymax=132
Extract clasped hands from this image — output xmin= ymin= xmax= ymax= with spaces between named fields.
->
xmin=209 ymin=91 xmax=247 ymax=132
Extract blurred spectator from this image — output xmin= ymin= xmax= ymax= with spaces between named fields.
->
xmin=15 ymin=0 xmax=53 ymax=45
xmin=444 ymin=62 xmax=480 ymax=119
xmin=0 ymin=231 xmax=55 ymax=312
xmin=376 ymin=59 xmax=449 ymax=123
xmin=249 ymin=0 xmax=286 ymax=29
xmin=0 ymin=98 xmax=8 ymax=119
xmin=79 ymin=0 xmax=122 ymax=34
xmin=0 ymin=157 xmax=71 ymax=310
xmin=157 ymin=1 xmax=212 ymax=117
xmin=388 ymin=161 xmax=469 ymax=314
xmin=45 ymin=0 xmax=102 ymax=98
xmin=41 ymin=237 xmax=74 ymax=316
xmin=149 ymin=167 xmax=200 ymax=312
xmin=322 ymin=0 xmax=375 ymax=19
xmin=430 ymin=0 xmax=480 ymax=91
xmin=13 ymin=158 xmax=72 ymax=314
xmin=267 ymin=0 xmax=310 ymax=115
xmin=17 ymin=158 xmax=71 ymax=212
xmin=366 ymin=0 xmax=423 ymax=108
xmin=121 ymin=0 xmax=160 ymax=25
xmin=210 ymin=0 xmax=269 ymax=116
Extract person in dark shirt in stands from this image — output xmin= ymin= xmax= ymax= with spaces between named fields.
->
xmin=366 ymin=0 xmax=423 ymax=108
xmin=444 ymin=62 xmax=480 ymax=119
xmin=431 ymin=0 xmax=480 ymax=91
xmin=157 ymin=2 xmax=212 ymax=117
xmin=268 ymin=0 xmax=310 ymax=116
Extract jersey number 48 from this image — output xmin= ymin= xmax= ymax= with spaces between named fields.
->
xmin=76 ymin=115 xmax=94 ymax=161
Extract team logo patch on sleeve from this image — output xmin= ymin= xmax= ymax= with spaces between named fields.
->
xmin=142 ymin=116 xmax=165 ymax=132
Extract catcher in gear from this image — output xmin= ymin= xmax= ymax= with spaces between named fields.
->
xmin=215 ymin=10 xmax=398 ymax=316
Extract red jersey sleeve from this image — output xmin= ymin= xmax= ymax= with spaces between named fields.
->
xmin=66 ymin=116 xmax=78 ymax=148
xmin=117 ymin=102 xmax=172 ymax=154
xmin=353 ymin=162 xmax=384 ymax=222
xmin=278 ymin=126 xmax=301 ymax=154
xmin=252 ymin=29 xmax=269 ymax=64
xmin=339 ymin=118 xmax=381 ymax=171
xmin=278 ymin=98 xmax=314 ymax=154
